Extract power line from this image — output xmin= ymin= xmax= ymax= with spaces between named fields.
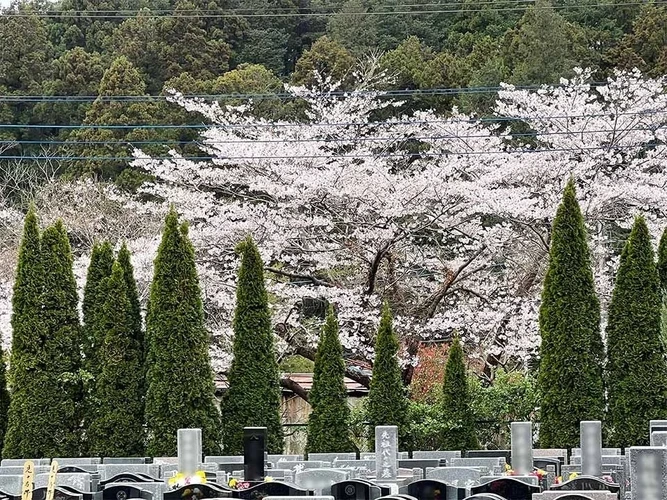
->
xmin=0 ymin=2 xmax=644 ymax=18
xmin=0 ymin=143 xmax=654 ymax=161
xmin=1 ymin=110 xmax=665 ymax=129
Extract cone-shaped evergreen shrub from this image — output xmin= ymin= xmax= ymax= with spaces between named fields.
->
xmin=537 ymin=179 xmax=605 ymax=448
xmin=441 ymin=336 xmax=477 ymax=451
xmin=145 ymin=208 xmax=221 ymax=456
xmin=221 ymin=236 xmax=284 ymax=454
xmin=606 ymin=215 xmax=667 ymax=447
xmin=117 ymin=243 xmax=143 ymax=356
xmin=40 ymin=220 xmax=83 ymax=457
xmin=3 ymin=207 xmax=45 ymax=458
xmin=367 ymin=303 xmax=409 ymax=448
xmin=88 ymin=261 xmax=144 ymax=457
xmin=657 ymin=228 xmax=667 ymax=346
xmin=0 ymin=349 xmax=9 ymax=459
xmin=306 ymin=306 xmax=352 ymax=454
xmin=82 ymin=241 xmax=114 ymax=374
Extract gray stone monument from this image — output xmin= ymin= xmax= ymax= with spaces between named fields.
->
xmin=652 ymin=431 xmax=667 ymax=447
xmin=510 ymin=422 xmax=533 ymax=475
xmin=651 ymin=421 xmax=667 ymax=446
xmin=580 ymin=421 xmax=602 ymax=477
xmin=629 ymin=447 xmax=667 ymax=500
xmin=177 ymin=428 xmax=202 ymax=475
xmin=375 ymin=426 xmax=398 ymax=480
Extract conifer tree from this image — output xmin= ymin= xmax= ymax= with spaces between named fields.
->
xmin=117 ymin=243 xmax=143 ymax=357
xmin=306 ymin=306 xmax=352 ymax=454
xmin=366 ymin=303 xmax=409 ymax=448
xmin=537 ymin=178 xmax=605 ymax=448
xmin=606 ymin=215 xmax=667 ymax=447
xmin=145 ymin=208 xmax=221 ymax=456
xmin=82 ymin=241 xmax=114 ymax=375
xmin=441 ymin=336 xmax=477 ymax=451
xmin=40 ymin=220 xmax=83 ymax=457
xmin=657 ymin=228 xmax=667 ymax=345
xmin=2 ymin=207 xmax=42 ymax=458
xmin=221 ymin=236 xmax=284 ymax=454
xmin=88 ymin=260 xmax=144 ymax=457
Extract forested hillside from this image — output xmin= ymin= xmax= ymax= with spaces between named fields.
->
xmin=0 ymin=0 xmax=666 ymax=190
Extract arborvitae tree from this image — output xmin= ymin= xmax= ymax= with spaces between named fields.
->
xmin=221 ymin=237 xmax=284 ymax=454
xmin=2 ymin=207 xmax=42 ymax=458
xmin=82 ymin=241 xmax=114 ymax=375
xmin=537 ymin=178 xmax=605 ymax=449
xmin=40 ymin=220 xmax=83 ymax=457
xmin=145 ymin=208 xmax=221 ymax=456
xmin=306 ymin=306 xmax=352 ymax=454
xmin=657 ymin=228 xmax=667 ymax=346
xmin=117 ymin=243 xmax=143 ymax=357
xmin=366 ymin=303 xmax=409 ymax=448
xmin=440 ymin=336 xmax=477 ymax=451
xmin=606 ymin=215 xmax=667 ymax=447
xmin=88 ymin=260 xmax=144 ymax=457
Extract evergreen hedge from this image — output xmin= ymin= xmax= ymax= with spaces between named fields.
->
xmin=441 ymin=336 xmax=477 ymax=451
xmin=606 ymin=215 xmax=667 ymax=447
xmin=366 ymin=303 xmax=409 ymax=448
xmin=537 ymin=179 xmax=605 ymax=448
xmin=145 ymin=208 xmax=221 ymax=456
xmin=221 ymin=237 xmax=284 ymax=454
xmin=40 ymin=220 xmax=83 ymax=457
xmin=306 ymin=306 xmax=352 ymax=454
xmin=88 ymin=260 xmax=144 ymax=457
xmin=3 ymin=207 xmax=44 ymax=458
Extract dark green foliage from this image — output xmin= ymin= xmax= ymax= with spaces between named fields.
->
xmin=145 ymin=208 xmax=221 ymax=456
xmin=366 ymin=303 xmax=409 ymax=448
xmin=606 ymin=215 xmax=667 ymax=448
xmin=88 ymin=261 xmax=145 ymax=457
xmin=3 ymin=207 xmax=43 ymax=458
xmin=221 ymin=236 xmax=284 ymax=454
xmin=40 ymin=220 xmax=83 ymax=457
xmin=537 ymin=178 xmax=605 ymax=449
xmin=117 ymin=243 xmax=143 ymax=357
xmin=306 ymin=306 xmax=352 ymax=454
xmin=82 ymin=241 xmax=114 ymax=375
xmin=658 ymin=227 xmax=667 ymax=291
xmin=440 ymin=336 xmax=477 ymax=451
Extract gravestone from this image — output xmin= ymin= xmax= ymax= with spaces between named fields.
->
xmin=57 ymin=468 xmax=97 ymax=475
xmin=308 ymin=455 xmax=356 ymax=463
xmin=449 ymin=459 xmax=504 ymax=475
xmin=164 ymin=483 xmax=232 ymax=500
xmin=651 ymin=431 xmax=667 ymax=447
xmin=331 ymin=480 xmax=383 ymax=500
xmin=466 ymin=451 xmax=511 ymax=462
xmin=295 ymin=470 xmax=349 ymax=496
xmin=205 ymin=457 xmax=244 ymax=465
xmin=406 ymin=479 xmax=466 ymax=500
xmin=580 ymin=422 xmax=602 ymax=477
xmin=470 ymin=477 xmax=539 ymax=500
xmin=375 ymin=427 xmax=398 ymax=481
xmin=550 ymin=475 xmax=619 ymax=493
xmin=629 ymin=447 xmax=667 ymax=500
xmin=650 ymin=420 xmax=667 ymax=441
xmin=178 ymin=429 xmax=203 ymax=476
xmin=98 ymin=465 xmax=160 ymax=481
xmin=244 ymin=427 xmax=266 ymax=482
xmin=0 ymin=476 xmax=24 ymax=495
xmin=102 ymin=485 xmax=152 ymax=500
xmin=534 ymin=458 xmax=561 ymax=477
xmin=101 ymin=459 xmax=147 ymax=465
xmin=233 ymin=481 xmax=310 ymax=499
xmin=100 ymin=474 xmax=155 ymax=486
xmin=32 ymin=487 xmax=82 ymax=500
xmin=425 ymin=467 xmax=480 ymax=488
xmin=397 ymin=460 xmax=439 ymax=475
xmin=510 ymin=422 xmax=533 ymax=475
xmin=34 ymin=473 xmax=95 ymax=493
xmin=461 ymin=495 xmax=506 ymax=500
xmin=266 ymin=497 xmax=333 ymax=500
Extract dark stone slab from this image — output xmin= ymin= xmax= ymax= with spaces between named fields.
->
xmin=470 ymin=478 xmax=540 ymax=500
xmin=232 ymin=481 xmax=310 ymax=499
xmin=164 ymin=484 xmax=233 ymax=500
xmin=550 ymin=475 xmax=619 ymax=493
xmin=102 ymin=485 xmax=152 ymax=500
xmin=331 ymin=480 xmax=383 ymax=500
xmin=406 ymin=479 xmax=467 ymax=500
xmin=101 ymin=474 xmax=158 ymax=486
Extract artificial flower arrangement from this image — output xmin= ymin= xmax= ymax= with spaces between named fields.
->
xmin=553 ymin=471 xmax=615 ymax=485
xmin=168 ymin=471 xmax=207 ymax=490
xmin=228 ymin=477 xmax=274 ymax=490
xmin=503 ymin=464 xmax=547 ymax=480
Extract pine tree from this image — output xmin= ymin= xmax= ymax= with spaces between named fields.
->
xmin=657 ymin=228 xmax=667 ymax=346
xmin=82 ymin=241 xmax=114 ymax=375
xmin=221 ymin=236 xmax=284 ymax=454
xmin=145 ymin=208 xmax=221 ymax=456
xmin=2 ymin=208 xmax=42 ymax=458
xmin=117 ymin=243 xmax=143 ymax=358
xmin=88 ymin=260 xmax=145 ymax=457
xmin=606 ymin=215 xmax=667 ymax=447
xmin=441 ymin=336 xmax=477 ymax=451
xmin=40 ymin=220 xmax=83 ymax=457
xmin=306 ymin=306 xmax=352 ymax=454
xmin=366 ymin=303 xmax=409 ymax=448
xmin=537 ymin=178 xmax=605 ymax=448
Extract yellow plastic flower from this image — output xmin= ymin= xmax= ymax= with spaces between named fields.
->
xmin=569 ymin=472 xmax=579 ymax=480
xmin=265 ymin=477 xmax=274 ymax=482
xmin=505 ymin=464 xmax=512 ymax=471
xmin=228 ymin=478 xmax=238 ymax=488
xmin=194 ymin=471 xmax=207 ymax=484
xmin=169 ymin=473 xmax=185 ymax=487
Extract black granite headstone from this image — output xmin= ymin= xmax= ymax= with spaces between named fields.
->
xmin=466 ymin=451 xmax=511 ymax=462
xmin=32 ymin=487 xmax=83 ymax=500
xmin=542 ymin=496 xmax=595 ymax=500
xmin=407 ymin=479 xmax=466 ymax=500
xmin=331 ymin=480 xmax=383 ymax=500
xmin=470 ymin=478 xmax=539 ymax=500
xmin=550 ymin=475 xmax=620 ymax=493
xmin=102 ymin=485 xmax=153 ymax=500
xmin=244 ymin=428 xmax=266 ymax=482
xmin=0 ymin=490 xmax=21 ymax=500
xmin=57 ymin=467 xmax=91 ymax=474
xmin=101 ymin=474 xmax=157 ymax=486
xmin=534 ymin=458 xmax=561 ymax=477
xmin=164 ymin=484 xmax=233 ymax=500
xmin=232 ymin=481 xmax=310 ymax=499
xmin=461 ymin=495 xmax=507 ymax=500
